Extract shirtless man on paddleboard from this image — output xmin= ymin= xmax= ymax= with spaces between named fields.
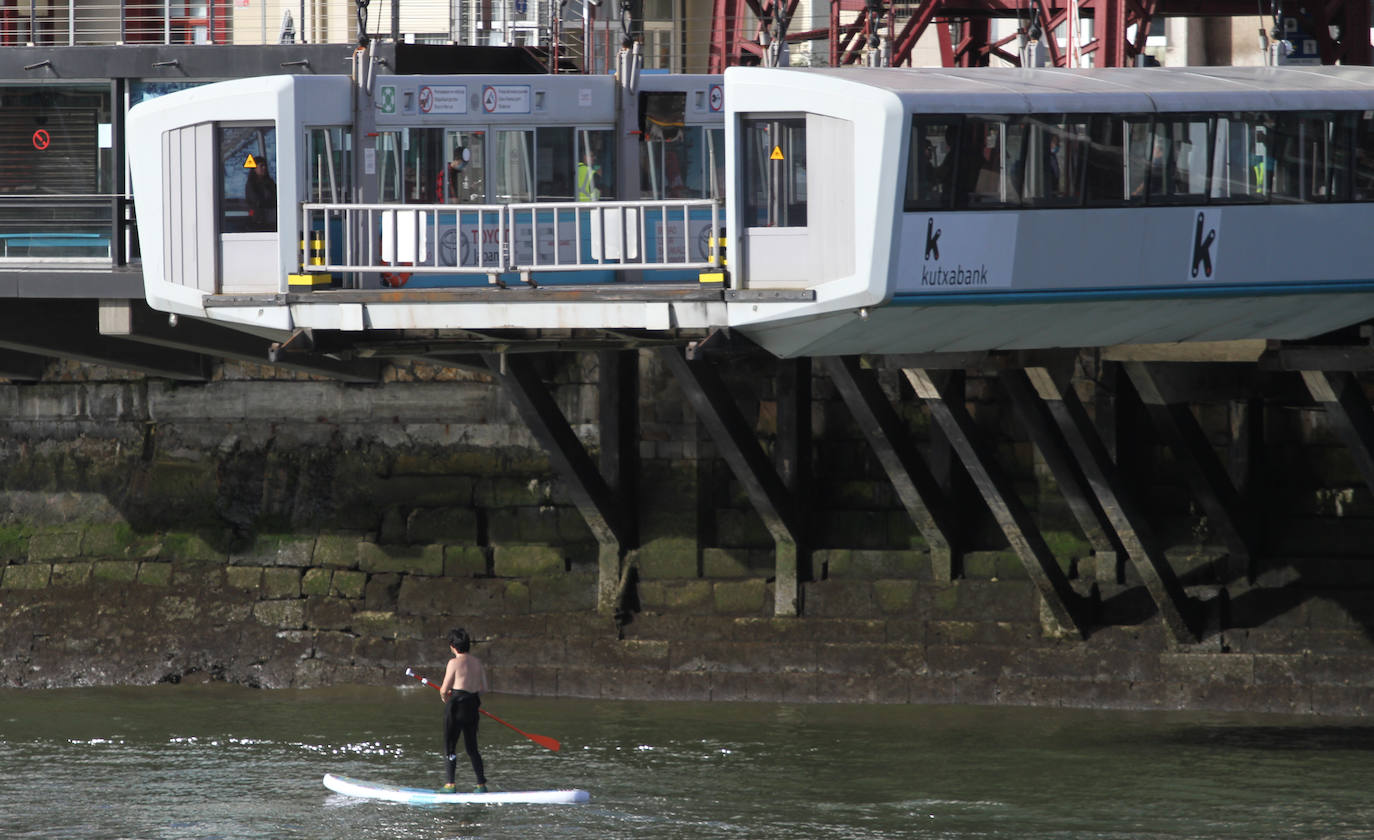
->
xmin=439 ymin=628 xmax=490 ymax=793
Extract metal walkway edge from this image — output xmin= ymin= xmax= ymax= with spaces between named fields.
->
xmin=203 ymin=286 xmax=815 ymax=307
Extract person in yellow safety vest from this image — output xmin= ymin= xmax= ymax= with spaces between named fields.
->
xmin=1251 ymin=127 xmax=1268 ymax=194
xmin=576 ymin=152 xmax=601 ymax=202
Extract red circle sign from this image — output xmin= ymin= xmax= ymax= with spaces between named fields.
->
xmin=32 ymin=129 xmax=50 ymax=150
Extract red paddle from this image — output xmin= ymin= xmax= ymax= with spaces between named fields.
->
xmin=404 ymin=668 xmax=562 ymax=752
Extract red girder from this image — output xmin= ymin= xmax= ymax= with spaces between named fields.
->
xmin=706 ymin=0 xmax=1373 ymax=70
xmin=711 ymin=0 xmax=807 ymax=68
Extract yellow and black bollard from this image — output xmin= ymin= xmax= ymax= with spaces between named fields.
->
xmin=288 ymin=230 xmax=333 ymax=290
xmin=698 ymin=226 xmax=728 ymax=285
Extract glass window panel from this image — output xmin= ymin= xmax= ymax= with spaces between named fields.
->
xmin=377 ymin=132 xmax=403 ymax=203
xmin=377 ymin=127 xmax=442 ymax=204
xmin=536 ymin=126 xmax=574 ymax=201
xmin=440 ymin=130 xmax=485 ymax=204
xmin=493 ymin=130 xmax=533 ymax=204
xmin=1146 ymin=117 xmax=1211 ymax=204
xmin=742 ymin=119 xmax=771 ymax=226
xmin=410 ymin=127 xmax=444 ymax=203
xmin=1085 ymin=116 xmax=1126 ymax=204
xmin=678 ymin=126 xmax=705 ymax=198
xmin=1002 ymin=119 xmax=1028 ymax=205
xmin=641 ymin=92 xmax=687 ymax=198
xmin=1023 ymin=116 xmax=1088 ymax=207
xmin=221 ymin=124 xmax=276 ymax=233
xmin=576 ymin=129 xmax=615 ymax=200
xmin=1270 ymin=113 xmax=1340 ymax=203
xmin=307 ymin=127 xmax=351 ymax=204
xmin=1210 ymin=114 xmax=1269 ymax=203
xmin=740 ymin=117 xmax=806 ymax=227
xmin=784 ymin=120 xmax=807 ymax=223
xmin=1329 ymin=112 xmax=1354 ymax=201
xmin=643 ymin=123 xmax=708 ymax=199
xmin=905 ymin=118 xmax=958 ymax=210
xmin=1270 ymin=115 xmax=1303 ymax=202
xmin=955 ymin=117 xmax=1022 ymax=208
xmin=706 ymin=128 xmax=724 ymax=201
xmin=1125 ymin=119 xmax=1153 ymax=201
xmin=129 ymin=81 xmax=204 ymax=107
xmin=0 ymin=86 xmax=110 ymax=196
xmin=1353 ymin=111 xmax=1374 ymax=201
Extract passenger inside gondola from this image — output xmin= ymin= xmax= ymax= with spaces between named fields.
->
xmin=954 ymin=118 xmax=1024 ymax=207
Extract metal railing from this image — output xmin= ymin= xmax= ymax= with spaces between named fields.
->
xmin=0 ymin=0 xmax=683 ymax=71
xmin=0 ymin=194 xmax=124 ymax=264
xmin=301 ymin=202 xmax=509 ymax=276
xmin=0 ymin=0 xmax=451 ymax=47
xmin=300 ymin=198 xmax=723 ymax=284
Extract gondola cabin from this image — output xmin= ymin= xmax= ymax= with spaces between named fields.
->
xmin=127 ymin=66 xmax=1374 ymax=355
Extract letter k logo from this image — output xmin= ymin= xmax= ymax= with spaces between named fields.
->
xmin=1191 ymin=212 xmax=1216 ymax=278
xmin=924 ymin=217 xmax=941 ymax=261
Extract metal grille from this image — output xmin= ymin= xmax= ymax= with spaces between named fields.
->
xmin=301 ymin=198 xmax=722 ymax=280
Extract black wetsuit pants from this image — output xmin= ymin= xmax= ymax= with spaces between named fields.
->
xmin=443 ymin=691 xmax=485 ymax=786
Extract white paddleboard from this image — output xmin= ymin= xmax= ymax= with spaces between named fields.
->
xmin=323 ymin=773 xmax=589 ymax=805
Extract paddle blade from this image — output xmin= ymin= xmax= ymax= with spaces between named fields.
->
xmin=480 ymin=709 xmax=561 ymax=752
xmin=524 ymin=731 xmax=562 ymax=752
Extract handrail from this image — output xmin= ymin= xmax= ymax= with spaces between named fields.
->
xmin=0 ymin=0 xmax=452 ymax=46
xmin=505 ymin=199 xmax=720 ymax=272
xmin=0 ymin=194 xmax=128 ymax=202
xmin=0 ymin=0 xmax=600 ymax=48
xmin=0 ymin=194 xmax=124 ymax=263
xmin=300 ymin=199 xmax=723 ymax=281
xmin=301 ymin=202 xmax=507 ymax=275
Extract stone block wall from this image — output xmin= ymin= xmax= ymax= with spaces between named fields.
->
xmin=2 ymin=353 xmax=1374 ymax=717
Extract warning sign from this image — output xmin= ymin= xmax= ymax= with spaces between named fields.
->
xmin=481 ymin=84 xmax=531 ymax=115
xmin=32 ymin=129 xmax=50 ymax=150
xmin=419 ymin=85 xmax=467 ymax=115
xmin=243 ymin=154 xmax=259 ymax=169
xmin=769 ymin=145 xmax=784 ymax=161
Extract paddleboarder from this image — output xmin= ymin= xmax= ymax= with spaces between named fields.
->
xmin=439 ymin=628 xmax=489 ymax=794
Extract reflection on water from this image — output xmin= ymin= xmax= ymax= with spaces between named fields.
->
xmin=1 ymin=685 xmax=1373 ymax=839
xmin=1167 ymin=725 xmax=1374 ymax=752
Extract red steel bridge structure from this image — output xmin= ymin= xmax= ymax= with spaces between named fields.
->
xmin=707 ymin=0 xmax=1372 ymax=70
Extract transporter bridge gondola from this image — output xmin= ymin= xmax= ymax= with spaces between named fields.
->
xmin=126 ymin=64 xmax=1374 ymax=358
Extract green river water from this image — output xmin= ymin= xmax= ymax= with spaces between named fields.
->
xmin=1 ymin=684 xmax=1372 ymax=839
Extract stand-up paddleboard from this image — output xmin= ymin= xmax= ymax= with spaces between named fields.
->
xmin=323 ymin=773 xmax=589 ymax=805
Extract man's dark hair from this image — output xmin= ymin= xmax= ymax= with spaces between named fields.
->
xmin=448 ymin=627 xmax=471 ymax=653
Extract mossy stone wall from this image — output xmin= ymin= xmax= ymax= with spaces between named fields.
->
xmin=2 ymin=355 xmax=1374 ymax=717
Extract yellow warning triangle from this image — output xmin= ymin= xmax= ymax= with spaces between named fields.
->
xmin=769 ymin=145 xmax=784 ymax=161
xmin=243 ymin=154 xmax=258 ymax=169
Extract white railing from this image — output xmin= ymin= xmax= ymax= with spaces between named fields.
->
xmin=505 ymin=200 xmax=721 ymax=271
xmin=0 ymin=0 xmax=679 ymax=69
xmin=0 ymin=0 xmax=452 ymax=47
xmin=301 ymin=202 xmax=509 ymax=276
xmin=300 ymin=199 xmax=723 ymax=283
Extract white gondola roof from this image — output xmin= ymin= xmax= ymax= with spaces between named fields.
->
xmin=730 ymin=65 xmax=1374 ymax=114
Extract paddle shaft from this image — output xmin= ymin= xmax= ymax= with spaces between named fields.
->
xmin=404 ymin=669 xmax=561 ymax=752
